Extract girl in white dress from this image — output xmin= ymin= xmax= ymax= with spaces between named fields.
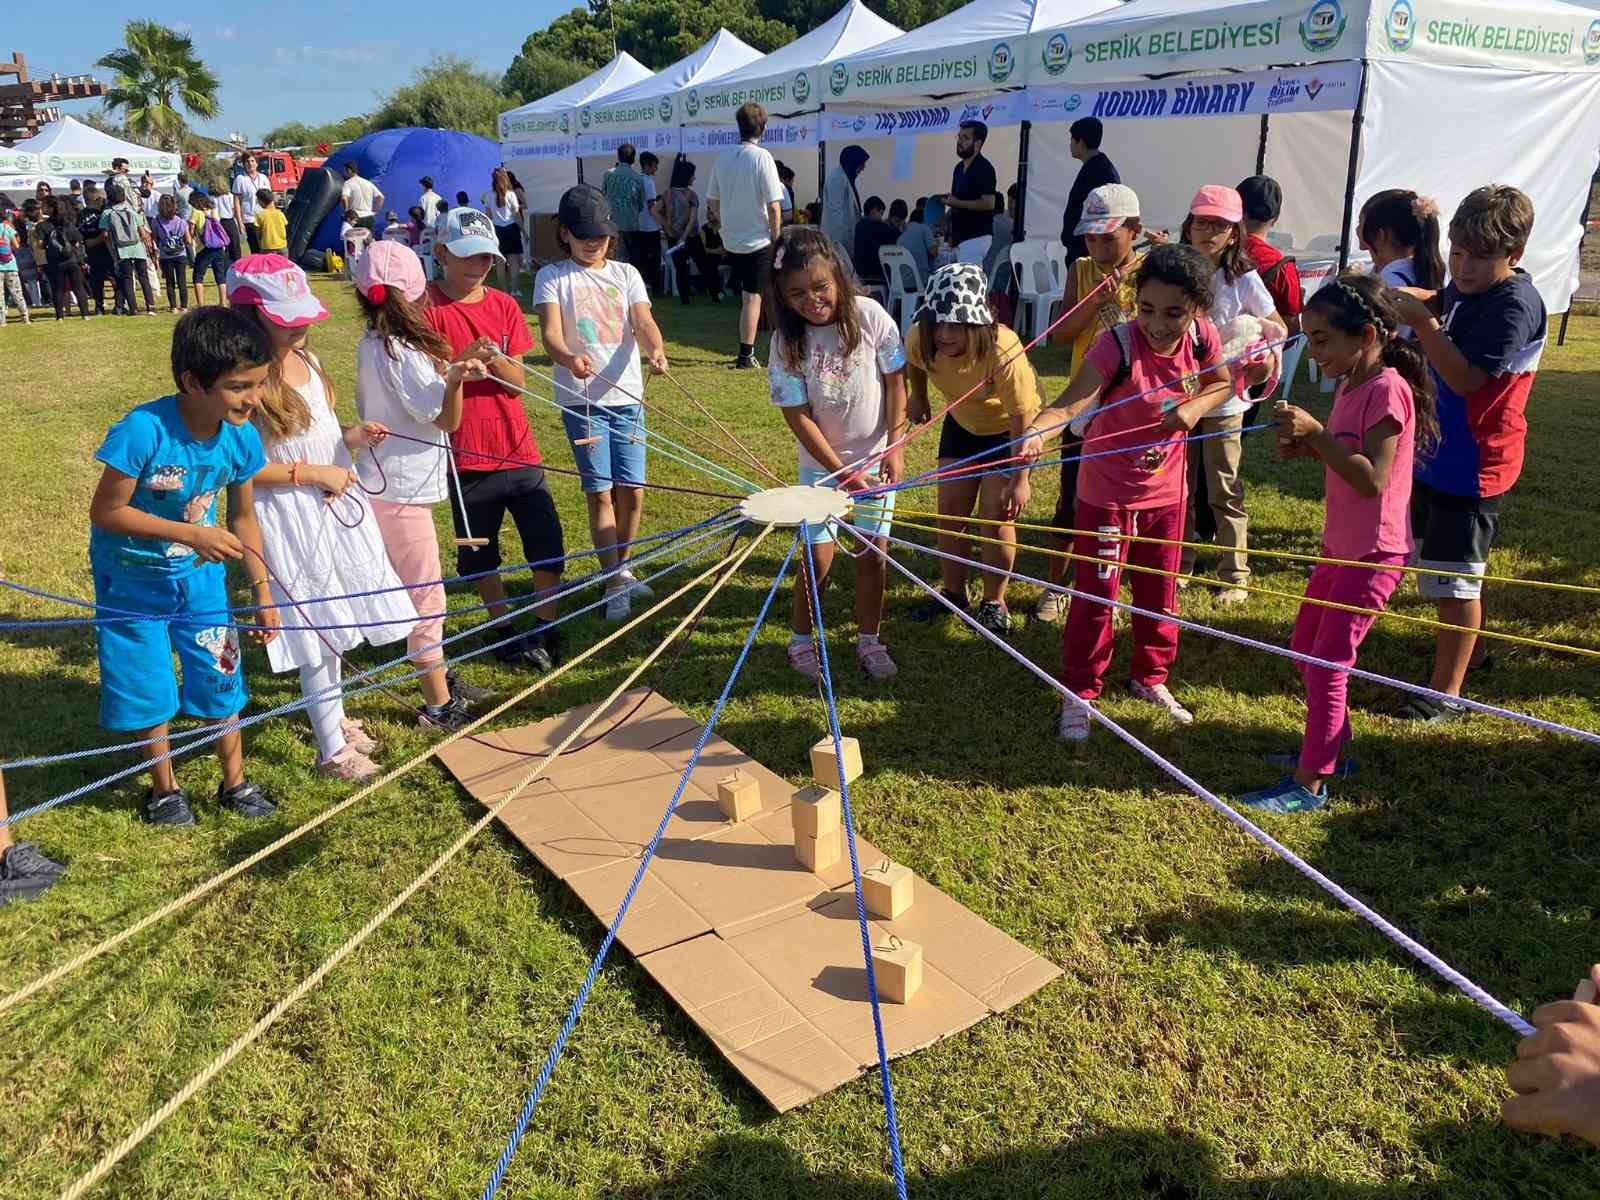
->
xmin=226 ymin=254 xmax=418 ymax=782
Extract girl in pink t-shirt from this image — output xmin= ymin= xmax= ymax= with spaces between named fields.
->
xmin=1238 ymin=273 xmax=1438 ymax=814
xmin=1022 ymin=244 xmax=1233 ymax=741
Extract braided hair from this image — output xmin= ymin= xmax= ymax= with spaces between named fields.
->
xmin=1305 ymin=271 xmax=1438 ymax=455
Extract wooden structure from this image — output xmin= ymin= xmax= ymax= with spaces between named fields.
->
xmin=0 ymin=54 xmax=105 ymax=144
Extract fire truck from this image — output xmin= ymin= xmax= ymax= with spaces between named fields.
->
xmin=250 ymin=147 xmax=329 ymax=200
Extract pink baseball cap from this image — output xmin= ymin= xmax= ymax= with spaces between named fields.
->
xmin=1189 ymin=185 xmax=1243 ymax=224
xmin=225 ymin=254 xmax=329 ymax=328
xmin=352 ymin=239 xmax=427 ymax=304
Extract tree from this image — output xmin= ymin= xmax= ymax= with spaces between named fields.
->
xmin=502 ymin=43 xmax=591 ymax=104
xmin=260 ymin=115 xmax=368 ymax=150
xmin=506 ymin=0 xmax=796 ymax=78
xmin=368 ymin=55 xmax=513 ymax=139
xmin=95 ymin=21 xmax=221 ymax=152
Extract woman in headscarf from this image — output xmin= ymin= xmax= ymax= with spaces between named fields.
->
xmin=822 ymin=145 xmax=869 ymax=259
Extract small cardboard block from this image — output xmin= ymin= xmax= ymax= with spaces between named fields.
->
xmin=872 ymin=937 xmax=923 ymax=1004
xmin=791 ymin=785 xmax=841 ymax=838
xmin=861 ymin=861 xmax=914 ymax=920
xmin=717 ymin=772 xmax=762 ymax=822
xmin=810 ymin=736 xmax=862 ymax=788
xmin=794 ymin=829 xmax=841 ymax=873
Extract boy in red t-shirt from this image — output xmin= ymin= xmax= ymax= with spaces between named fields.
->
xmin=1237 ymin=176 xmax=1302 ymax=338
xmin=426 ymin=206 xmax=565 ymax=671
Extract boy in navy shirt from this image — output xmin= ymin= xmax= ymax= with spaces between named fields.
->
xmin=89 ymin=308 xmax=282 ymax=824
xmin=1390 ymin=184 xmax=1545 ymax=720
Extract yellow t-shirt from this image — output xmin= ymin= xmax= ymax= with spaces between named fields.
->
xmin=1069 ymin=250 xmax=1145 ymax=377
xmin=907 ymin=323 xmax=1042 ymax=438
xmin=256 ymin=206 xmax=288 ymax=251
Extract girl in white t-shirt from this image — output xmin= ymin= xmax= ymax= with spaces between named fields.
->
xmin=765 ymin=227 xmax=908 ymax=682
xmin=1180 ymin=185 xmax=1287 ymax=604
xmin=1356 ymin=189 xmax=1445 ymax=339
xmin=352 ymin=242 xmax=492 ymax=731
xmin=534 ymin=184 xmax=669 ymax=623
xmin=482 ymin=167 xmax=525 ymax=296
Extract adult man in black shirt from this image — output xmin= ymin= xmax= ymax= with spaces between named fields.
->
xmin=943 ymin=120 xmax=997 ymax=265
xmin=76 ymin=182 xmax=115 ymax=315
xmin=853 ymin=196 xmax=900 ymax=286
xmin=1060 ymin=117 xmax=1121 ymax=261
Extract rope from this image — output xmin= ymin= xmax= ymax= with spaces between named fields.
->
xmin=660 ymin=369 xmax=786 ymax=485
xmin=481 ymin=530 xmax=793 ymax=1198
xmin=855 ymin=531 xmax=1537 ymax=1038
xmin=631 ymin=378 xmax=786 ymax=486
xmin=51 ymin=526 xmax=776 ymax=1200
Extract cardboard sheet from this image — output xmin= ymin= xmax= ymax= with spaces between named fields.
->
xmin=437 ymin=690 xmax=1060 ymax=1111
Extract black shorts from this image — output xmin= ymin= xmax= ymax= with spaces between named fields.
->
xmin=450 ymin=467 xmax=565 ymax=578
xmin=496 ymin=222 xmax=524 ymax=256
xmin=937 ymin=412 xmax=1012 ymax=468
xmin=727 ymin=245 xmax=772 ymax=296
xmin=1409 ymin=479 xmax=1501 ymax=600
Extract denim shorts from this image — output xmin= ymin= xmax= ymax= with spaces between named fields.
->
xmin=797 ymin=464 xmax=896 ymax=546
xmin=560 ymin=403 xmax=647 ymax=494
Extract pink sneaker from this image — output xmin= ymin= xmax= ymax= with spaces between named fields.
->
xmin=787 ymin=640 xmax=820 ymax=679
xmin=856 ymin=640 xmax=898 ymax=680
xmin=317 ymin=743 xmax=380 ymax=783
xmin=1128 ymin=680 xmax=1194 ymax=725
xmin=339 ymin=718 xmax=377 ymax=755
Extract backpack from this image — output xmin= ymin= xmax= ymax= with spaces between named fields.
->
xmin=202 ymin=213 xmax=230 ymax=250
xmin=1104 ymin=321 xmax=1209 ymax=397
xmin=0 ymin=223 xmax=16 ymax=266
xmin=43 ymin=220 xmax=71 ymax=262
xmin=154 ymin=217 xmax=186 ymax=258
xmin=107 ymin=205 xmax=142 ymax=252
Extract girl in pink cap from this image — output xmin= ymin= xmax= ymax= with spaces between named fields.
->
xmin=226 ymin=253 xmax=419 ymax=782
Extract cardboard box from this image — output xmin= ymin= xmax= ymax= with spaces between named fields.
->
xmin=794 ymin=829 xmax=841 ymax=872
xmin=862 ymin=860 xmax=914 ymax=919
xmin=717 ymin=771 xmax=762 ymax=822
xmin=810 ymin=736 xmax=862 ymax=788
xmin=791 ymin=785 xmax=841 ymax=838
xmin=872 ymin=936 xmax=923 ymax=1004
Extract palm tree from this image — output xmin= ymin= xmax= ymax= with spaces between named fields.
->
xmin=96 ymin=22 xmax=221 ymax=151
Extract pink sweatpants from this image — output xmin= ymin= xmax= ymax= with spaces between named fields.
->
xmin=1291 ymin=556 xmax=1405 ymax=777
xmin=368 ymin=498 xmax=446 ymax=667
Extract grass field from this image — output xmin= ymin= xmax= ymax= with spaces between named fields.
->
xmin=2 ymin=282 xmax=1598 ymax=1199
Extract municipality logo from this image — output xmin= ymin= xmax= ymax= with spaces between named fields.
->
xmin=829 ymin=62 xmax=849 ymax=96
xmin=988 ymin=41 xmax=1014 ymax=83
xmin=559 ymin=112 xmax=570 ymax=134
xmin=1385 ymin=0 xmax=1415 ymax=51
xmin=794 ymin=71 xmax=811 ymax=104
xmin=1585 ymin=18 xmax=1600 ymax=64
xmin=1300 ymin=0 xmax=1346 ymax=51
xmin=47 ymin=155 xmax=65 ymax=171
xmin=685 ymin=89 xmax=700 ymax=118
xmin=1042 ymin=32 xmax=1072 ymax=76
xmin=13 ymin=154 xmax=31 ymax=171
xmin=658 ymin=96 xmax=673 ymax=123
xmin=500 ymin=116 xmax=511 ymax=138
xmin=580 ymin=107 xmax=592 ymax=129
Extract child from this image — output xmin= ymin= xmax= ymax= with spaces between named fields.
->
xmin=226 ymin=254 xmax=419 ymax=782
xmin=1358 ymin=188 xmax=1444 ymax=338
xmin=1237 ymin=175 xmax=1303 ymax=338
xmin=0 ymin=213 xmax=29 ymax=325
xmin=1388 ymin=184 xmax=1546 ymax=721
xmin=189 ymin=191 xmax=230 ymax=308
xmin=1041 ymin=182 xmax=1148 ymax=623
xmin=764 ymin=227 xmax=907 ymax=679
xmin=905 ymin=261 xmax=1041 ymax=636
xmin=87 ymin=307 xmax=282 ymax=824
xmin=0 ymin=768 xmax=65 ymax=902
xmin=426 ymin=206 xmax=565 ymax=671
xmin=354 ymin=241 xmax=492 ymax=729
xmin=153 ymin=193 xmax=192 ymax=312
xmin=1021 ymin=244 xmax=1232 ymax=741
xmin=255 ymin=189 xmax=288 ymax=254
xmin=1179 ymin=185 xmax=1286 ymax=605
xmin=406 ymin=205 xmax=427 ymax=246
xmin=1237 ymin=275 xmax=1436 ymax=812
xmin=534 ymin=184 xmax=667 ymax=623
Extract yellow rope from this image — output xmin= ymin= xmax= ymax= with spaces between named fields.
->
xmin=56 ymin=523 xmax=776 ymax=1200
xmin=890 ymin=517 xmax=1600 ymax=660
xmin=659 ymin=370 xmax=786 ymax=485
xmin=0 ymin=540 xmax=748 ymax=1025
xmin=892 ymin=506 xmax=1600 ymax=596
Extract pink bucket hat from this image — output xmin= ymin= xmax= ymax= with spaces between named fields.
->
xmin=1189 ymin=185 xmax=1244 ymax=224
xmin=352 ymin=239 xmax=427 ymax=304
xmin=225 ymin=254 xmax=329 ymax=328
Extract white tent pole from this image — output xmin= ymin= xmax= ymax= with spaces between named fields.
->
xmin=1336 ymin=61 xmax=1371 ymax=272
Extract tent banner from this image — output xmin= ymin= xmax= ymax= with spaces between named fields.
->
xmin=500 ymin=109 xmax=573 ymax=144
xmin=680 ymin=116 xmax=819 ymax=153
xmin=1026 ymin=62 xmax=1362 ymax=123
xmin=575 ymin=126 xmax=683 ymax=157
xmin=1366 ymin=0 xmax=1600 ymax=72
xmin=580 ymin=93 xmax=681 ymax=137
xmin=684 ymin=71 xmax=817 ymax=125
xmin=503 ymin=137 xmax=574 ymax=162
xmin=0 ymin=147 xmax=181 ymax=176
xmin=821 ymin=91 xmax=1025 ymax=141
xmin=823 ymin=40 xmax=1021 ymax=104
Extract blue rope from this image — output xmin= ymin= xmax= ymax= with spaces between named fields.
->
xmin=480 ymin=533 xmax=796 ymax=1200
xmin=800 ymin=519 xmax=910 ymax=1200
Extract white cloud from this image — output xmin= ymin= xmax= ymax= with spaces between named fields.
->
xmin=214 ymin=26 xmax=238 ymax=41
xmin=273 ymin=45 xmax=379 ymax=67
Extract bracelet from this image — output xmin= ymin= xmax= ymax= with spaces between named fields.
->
xmin=247 ymin=576 xmax=271 ymax=588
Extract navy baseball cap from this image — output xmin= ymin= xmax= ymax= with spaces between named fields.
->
xmin=558 ymin=184 xmax=617 ymax=240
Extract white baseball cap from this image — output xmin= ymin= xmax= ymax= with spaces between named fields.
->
xmin=225 ymin=253 xmax=329 ymax=328
xmin=1075 ymin=183 xmax=1141 ymax=236
xmin=439 ymin=206 xmax=503 ymax=261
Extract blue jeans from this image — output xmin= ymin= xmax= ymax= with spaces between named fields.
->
xmin=560 ymin=404 xmax=647 ymax=494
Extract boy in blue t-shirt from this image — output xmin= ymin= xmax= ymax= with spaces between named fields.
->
xmin=1390 ymin=185 xmax=1545 ymax=721
xmin=89 ymin=308 xmax=282 ymax=825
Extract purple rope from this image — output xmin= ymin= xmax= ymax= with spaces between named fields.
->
xmin=857 ymin=534 xmax=1537 ymax=1038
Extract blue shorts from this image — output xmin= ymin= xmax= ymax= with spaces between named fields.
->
xmin=797 ymin=465 xmax=896 ymax=546
xmin=561 ymin=404 xmax=647 ymax=494
xmin=92 ymin=561 xmax=249 ymax=732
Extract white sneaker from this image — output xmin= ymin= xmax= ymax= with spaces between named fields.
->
xmin=1128 ymin=680 xmax=1194 ymax=725
xmin=620 ymin=569 xmax=654 ymax=601
xmin=1213 ymin=587 xmax=1250 ymax=607
xmin=1057 ymin=699 xmax=1093 ymax=742
xmin=605 ymin=587 xmax=631 ymax=622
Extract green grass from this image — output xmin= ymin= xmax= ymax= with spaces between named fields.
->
xmin=2 ymin=285 xmax=1599 ymax=1199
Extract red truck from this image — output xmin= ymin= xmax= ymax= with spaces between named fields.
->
xmin=252 ymin=148 xmax=328 ymax=200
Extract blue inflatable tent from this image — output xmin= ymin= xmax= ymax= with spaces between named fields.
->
xmin=309 ymin=127 xmax=502 ymax=252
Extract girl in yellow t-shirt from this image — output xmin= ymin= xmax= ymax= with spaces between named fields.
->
xmin=905 ymin=262 xmax=1041 ymax=636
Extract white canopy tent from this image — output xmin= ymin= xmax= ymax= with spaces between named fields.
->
xmin=0 ymin=116 xmax=180 ymax=194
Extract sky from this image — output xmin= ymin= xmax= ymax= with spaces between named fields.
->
xmin=17 ymin=6 xmax=575 ymax=145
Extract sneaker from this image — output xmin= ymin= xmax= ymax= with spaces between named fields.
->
xmin=1128 ymin=680 xmax=1194 ymax=725
xmin=495 ymin=630 xmax=552 ymax=672
xmin=339 ymin=718 xmax=377 ymax=756
xmin=605 ymin=586 xmax=631 ymax=623
xmin=857 ymin=640 xmax=898 ymax=680
xmin=1394 ymin=695 xmax=1466 ymax=724
xmin=316 ymin=745 xmax=381 ymax=783
xmin=619 ymin=570 xmax=654 ymax=602
xmin=1265 ymin=751 xmax=1358 ymax=779
xmin=1237 ymin=777 xmax=1329 ymax=814
xmin=1057 ymin=699 xmax=1093 ymax=742
xmin=537 ymin=624 xmax=564 ymax=668
xmin=973 ymin=600 xmax=1013 ymax=637
xmin=733 ymin=353 xmax=760 ymax=370
xmin=143 ymin=788 xmax=196 ymax=827
xmin=0 ymin=843 xmax=66 ymax=904
xmin=1033 ymin=591 xmax=1068 ymax=625
xmin=1213 ymin=587 xmax=1250 ymax=607
xmin=217 ymin=779 xmax=276 ymax=819
xmin=419 ymin=696 xmax=474 ymax=733
xmin=787 ymin=640 xmax=820 ymax=679
xmin=908 ymin=589 xmax=970 ymax=623
xmin=446 ymin=670 xmax=493 ymax=705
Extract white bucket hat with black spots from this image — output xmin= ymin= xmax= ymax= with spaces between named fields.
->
xmin=913 ymin=262 xmax=993 ymax=326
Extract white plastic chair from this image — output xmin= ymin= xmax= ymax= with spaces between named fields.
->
xmin=879 ymin=245 xmax=925 ymax=335
xmin=1295 ymin=258 xmax=1339 ymax=393
xmin=1010 ymin=241 xmax=1064 ymax=341
xmin=341 ymin=229 xmax=372 ymax=280
xmin=1045 ymin=240 xmax=1069 ymax=292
